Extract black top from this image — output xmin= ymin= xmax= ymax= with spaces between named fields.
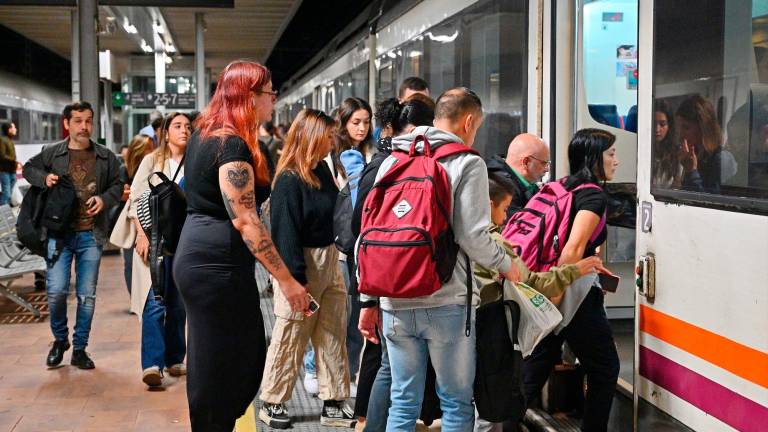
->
xmin=567 ymin=182 xmax=608 ymax=258
xmin=184 ymin=132 xmax=271 ymax=219
xmin=271 ymin=162 xmax=338 ymax=284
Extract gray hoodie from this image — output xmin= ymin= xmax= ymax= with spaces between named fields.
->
xmin=361 ymin=126 xmax=512 ymax=311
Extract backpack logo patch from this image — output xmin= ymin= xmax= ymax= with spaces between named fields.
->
xmin=392 ymin=199 xmax=413 ymax=218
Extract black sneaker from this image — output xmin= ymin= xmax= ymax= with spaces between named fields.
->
xmin=46 ymin=340 xmax=70 ymax=368
xmin=320 ymin=400 xmax=356 ymax=428
xmin=70 ymin=349 xmax=95 ymax=370
xmin=259 ymin=403 xmax=291 ymax=429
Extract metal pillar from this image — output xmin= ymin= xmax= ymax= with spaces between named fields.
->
xmin=78 ymin=0 xmax=100 ymax=139
xmin=195 ymin=13 xmax=206 ymax=111
xmin=71 ymin=10 xmax=80 ymax=101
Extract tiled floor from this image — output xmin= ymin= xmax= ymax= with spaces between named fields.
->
xmin=0 ymin=253 xmax=190 ymax=432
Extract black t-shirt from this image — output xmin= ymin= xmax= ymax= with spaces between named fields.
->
xmin=270 ymin=162 xmax=338 ymax=284
xmin=184 ymin=132 xmax=270 ymax=219
xmin=566 ymin=183 xmax=608 ymax=258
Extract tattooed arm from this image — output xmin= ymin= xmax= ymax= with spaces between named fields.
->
xmin=219 ymin=161 xmax=309 ymax=312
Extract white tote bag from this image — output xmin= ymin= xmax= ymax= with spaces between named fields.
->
xmin=505 ymin=281 xmax=563 ymax=357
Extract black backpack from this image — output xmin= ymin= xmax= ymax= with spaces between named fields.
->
xmin=333 ymin=183 xmax=356 ymax=256
xmin=16 ymin=186 xmax=48 ymax=257
xmin=146 ymin=165 xmax=187 ymax=297
xmin=474 ymin=298 xmax=526 ymax=423
xmin=40 ymin=175 xmax=78 ymax=233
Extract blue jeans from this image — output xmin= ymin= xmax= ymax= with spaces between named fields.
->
xmin=304 ymin=261 xmax=363 ymax=380
xmin=383 ymin=305 xmax=476 ymax=432
xmin=46 ymin=231 xmax=103 ymax=351
xmin=364 ymin=332 xmax=391 ymax=432
xmin=141 ymin=257 xmax=186 ymax=370
xmin=0 ymin=172 xmax=15 ymax=206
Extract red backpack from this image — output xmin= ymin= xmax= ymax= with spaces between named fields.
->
xmin=357 ymin=135 xmax=478 ymax=298
xmin=501 ymin=179 xmax=606 ymax=272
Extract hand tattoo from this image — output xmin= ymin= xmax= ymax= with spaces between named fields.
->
xmin=226 ymin=162 xmax=251 ymax=189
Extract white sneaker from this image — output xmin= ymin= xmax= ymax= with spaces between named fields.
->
xmin=303 ymin=372 xmax=319 ymax=395
xmin=349 ymin=381 xmax=357 ymax=398
xmin=142 ymin=366 xmax=163 ymax=388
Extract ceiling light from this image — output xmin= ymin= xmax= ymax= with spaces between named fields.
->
xmin=165 ymin=43 xmax=176 ymax=53
xmin=140 ymin=39 xmax=153 ymax=53
xmin=409 ymin=51 xmax=422 ymax=58
xmin=165 ymin=56 xmax=173 ymax=65
xmin=153 ymin=21 xmax=165 ymax=34
xmin=122 ymin=17 xmax=137 ymax=34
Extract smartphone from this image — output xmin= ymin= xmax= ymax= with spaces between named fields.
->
xmin=304 ymin=296 xmax=320 ymax=317
xmin=599 ymin=273 xmax=621 ymax=293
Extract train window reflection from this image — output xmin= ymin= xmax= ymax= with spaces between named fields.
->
xmin=653 ymin=1 xmax=768 ymax=202
xmin=582 ymin=0 xmax=638 ymax=132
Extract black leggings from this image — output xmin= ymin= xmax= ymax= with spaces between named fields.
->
xmin=523 ymin=287 xmax=620 ymax=432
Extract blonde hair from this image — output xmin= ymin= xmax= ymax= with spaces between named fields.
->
xmin=274 ymin=109 xmax=336 ymax=189
xmin=125 ymin=134 xmax=153 ymax=178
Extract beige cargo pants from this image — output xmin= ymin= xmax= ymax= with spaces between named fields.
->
xmin=260 ymin=245 xmax=350 ymax=403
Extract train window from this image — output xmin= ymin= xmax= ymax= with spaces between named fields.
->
xmin=582 ymin=0 xmax=638 ymax=132
xmin=653 ymin=1 xmax=768 ymax=209
xmin=374 ymin=0 xmax=528 ymax=158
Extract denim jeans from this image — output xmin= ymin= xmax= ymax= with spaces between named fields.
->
xmin=364 ymin=332 xmax=391 ymax=432
xmin=141 ymin=257 xmax=186 ymax=370
xmin=304 ymin=261 xmax=363 ymax=381
xmin=0 ymin=171 xmax=15 ymax=206
xmin=383 ymin=305 xmax=476 ymax=432
xmin=122 ymin=247 xmax=133 ymax=295
xmin=46 ymin=231 xmax=103 ymax=350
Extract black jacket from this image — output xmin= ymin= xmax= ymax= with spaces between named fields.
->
xmin=23 ymin=139 xmax=123 ymax=246
xmin=485 ymin=155 xmax=538 ymax=222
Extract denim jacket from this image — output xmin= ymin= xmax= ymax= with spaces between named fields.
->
xmin=23 ymin=139 xmax=123 ymax=246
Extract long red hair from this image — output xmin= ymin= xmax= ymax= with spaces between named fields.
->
xmin=195 ymin=60 xmax=271 ymax=186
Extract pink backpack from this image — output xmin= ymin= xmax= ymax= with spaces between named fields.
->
xmin=501 ymin=179 xmax=606 ymax=272
xmin=357 ymin=135 xmax=477 ymax=298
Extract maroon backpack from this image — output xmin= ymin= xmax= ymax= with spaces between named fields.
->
xmin=357 ymin=135 xmax=478 ymax=299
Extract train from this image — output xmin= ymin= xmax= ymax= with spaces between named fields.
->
xmin=274 ymin=0 xmax=768 ymax=431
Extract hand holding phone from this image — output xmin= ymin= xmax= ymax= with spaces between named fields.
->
xmin=598 ymin=273 xmax=621 ymax=293
xmin=304 ymin=294 xmax=320 ymax=317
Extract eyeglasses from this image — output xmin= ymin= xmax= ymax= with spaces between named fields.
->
xmin=527 ymin=155 xmax=551 ymax=167
xmin=254 ymin=89 xmax=279 ymax=99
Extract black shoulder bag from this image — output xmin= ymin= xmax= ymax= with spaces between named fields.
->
xmin=147 ymin=157 xmax=187 ymax=298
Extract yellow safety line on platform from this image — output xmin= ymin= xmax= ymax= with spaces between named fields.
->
xmin=235 ymin=402 xmax=258 ymax=432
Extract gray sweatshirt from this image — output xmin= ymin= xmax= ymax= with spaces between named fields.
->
xmin=361 ymin=126 xmax=512 ymax=310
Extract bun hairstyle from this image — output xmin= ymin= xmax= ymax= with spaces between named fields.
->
xmin=374 ymin=96 xmax=435 ymax=136
xmin=565 ymin=128 xmax=616 ymax=188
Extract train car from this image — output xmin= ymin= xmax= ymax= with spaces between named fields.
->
xmin=274 ymin=0 xmax=768 ymax=430
xmin=0 ymin=69 xmax=70 ymax=167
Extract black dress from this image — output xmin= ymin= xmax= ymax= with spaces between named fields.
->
xmin=173 ymin=132 xmax=271 ymax=431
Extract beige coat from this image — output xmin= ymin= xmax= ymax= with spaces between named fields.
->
xmin=109 ymin=153 xmax=180 ymax=317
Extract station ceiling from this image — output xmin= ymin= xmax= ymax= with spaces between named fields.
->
xmin=0 ymin=0 xmax=301 ymax=76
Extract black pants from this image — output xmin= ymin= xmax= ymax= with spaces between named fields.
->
xmin=523 ymin=287 xmax=620 ymax=432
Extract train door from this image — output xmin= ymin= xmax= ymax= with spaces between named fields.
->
xmin=634 ymin=1 xmax=768 ymax=431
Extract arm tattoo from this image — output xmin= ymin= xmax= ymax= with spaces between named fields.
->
xmin=226 ymin=162 xmax=251 ymax=189
xmin=245 ymin=239 xmax=283 ymax=270
xmin=239 ymin=190 xmax=256 ymax=209
xmin=222 ymin=190 xmax=237 ymax=219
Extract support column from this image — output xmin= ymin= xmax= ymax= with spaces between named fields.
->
xmin=368 ymin=31 xmax=376 ymax=108
xmin=78 ymin=0 xmax=100 ymax=139
xmin=195 ymin=13 xmax=206 ymax=111
xmin=71 ymin=9 xmax=80 ymax=101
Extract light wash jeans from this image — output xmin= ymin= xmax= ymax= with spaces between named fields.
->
xmin=46 ymin=231 xmax=103 ymax=350
xmin=141 ymin=258 xmax=186 ymax=370
xmin=364 ymin=332 xmax=391 ymax=432
xmin=383 ymin=304 xmax=476 ymax=432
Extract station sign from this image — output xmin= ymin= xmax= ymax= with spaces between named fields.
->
xmin=4 ymin=1 xmax=232 ymax=6
xmin=122 ymin=93 xmax=196 ymax=109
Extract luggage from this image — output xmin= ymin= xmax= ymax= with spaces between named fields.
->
xmin=501 ymin=179 xmax=605 ymax=272
xmin=357 ymin=135 xmax=477 ymax=298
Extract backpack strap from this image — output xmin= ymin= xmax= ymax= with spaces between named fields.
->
xmin=171 ymin=154 xmax=186 ymax=183
xmin=432 ymin=143 xmax=480 ymax=160
xmin=464 ymin=252 xmax=472 ymax=337
xmin=569 ymin=182 xmax=607 ymax=244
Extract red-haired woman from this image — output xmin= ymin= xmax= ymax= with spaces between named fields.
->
xmin=173 ymin=60 xmax=310 ymax=431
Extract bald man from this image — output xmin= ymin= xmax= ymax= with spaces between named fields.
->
xmin=486 ymin=133 xmax=550 ymax=221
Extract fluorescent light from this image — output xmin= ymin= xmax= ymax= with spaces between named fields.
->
xmin=409 ymin=51 xmax=422 ymax=58
xmin=165 ymin=43 xmax=176 ymax=53
xmin=425 ymin=30 xmax=459 ymax=43
xmin=140 ymin=39 xmax=153 ymax=53
xmin=153 ymin=21 xmax=165 ymax=34
xmin=165 ymin=56 xmax=173 ymax=65
xmin=122 ymin=17 xmax=137 ymax=34
xmin=387 ymin=51 xmax=397 ymax=59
